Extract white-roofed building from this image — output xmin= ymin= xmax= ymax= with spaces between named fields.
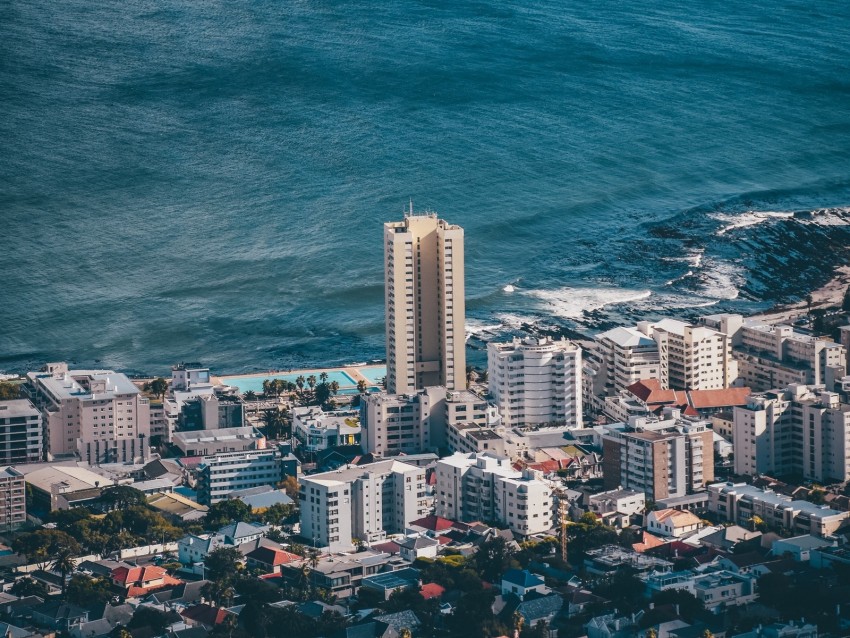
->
xmin=24 ymin=362 xmax=151 ymax=464
xmin=0 ymin=399 xmax=44 ymax=464
xmin=299 ymin=459 xmax=427 ymax=551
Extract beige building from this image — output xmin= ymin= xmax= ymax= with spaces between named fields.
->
xmin=360 ymin=386 xmax=492 ymax=456
xmin=435 ymin=452 xmax=552 ymax=537
xmin=384 ymin=211 xmax=465 ymax=394
xmin=299 ymin=459 xmax=428 ymax=550
xmin=488 ymin=336 xmax=583 ymax=428
xmin=733 ymin=384 xmax=850 ymax=483
xmin=650 ymin=319 xmax=736 ymax=390
xmin=25 ymin=363 xmax=151 ymax=464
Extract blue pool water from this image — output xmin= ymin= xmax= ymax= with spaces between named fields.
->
xmin=359 ymin=366 xmax=387 ymax=386
xmin=221 ymin=370 xmax=357 ymax=394
xmin=0 ymin=550 xmax=13 ymax=557
xmin=338 ymin=386 xmax=381 ymax=395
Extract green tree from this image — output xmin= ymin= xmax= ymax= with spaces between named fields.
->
xmin=244 ymin=390 xmax=257 ymax=402
xmin=295 ymin=376 xmax=306 ymax=395
xmin=13 ymin=529 xmax=81 ymax=569
xmin=262 ymin=409 xmax=287 ymax=439
xmin=0 ymin=382 xmax=20 ymax=400
xmin=10 ymin=577 xmax=49 ymax=598
xmin=471 ymin=536 xmax=516 ymax=583
xmin=280 ymin=475 xmax=299 ymax=500
xmin=52 ymin=548 xmax=77 ymax=598
xmin=356 ymin=380 xmax=368 ymax=394
xmin=204 ymin=546 xmax=243 ymax=583
xmin=143 ymin=377 xmax=169 ymax=401
xmin=206 ymin=498 xmax=252 ymax=529
xmin=127 ymin=606 xmax=172 ymax=634
xmin=66 ymin=574 xmax=113 ymax=606
xmin=260 ymin=502 xmax=294 ymax=525
xmin=100 ymin=485 xmax=146 ymax=511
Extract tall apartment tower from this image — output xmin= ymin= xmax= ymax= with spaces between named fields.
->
xmin=384 ymin=210 xmax=465 ymax=394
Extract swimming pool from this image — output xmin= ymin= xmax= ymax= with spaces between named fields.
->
xmin=338 ymin=386 xmax=381 ymax=395
xmin=220 ymin=370 xmax=358 ymax=394
xmin=358 ymin=366 xmax=387 ymax=385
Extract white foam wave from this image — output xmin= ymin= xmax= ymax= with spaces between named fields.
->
xmin=465 ymin=318 xmax=505 ymax=341
xmin=697 ymin=258 xmax=743 ymax=300
xmin=799 ymin=207 xmax=850 ymax=226
xmin=524 ymin=287 xmax=652 ymax=319
xmin=713 ymin=211 xmax=795 ymax=236
xmin=503 ymin=284 xmax=515 ymax=293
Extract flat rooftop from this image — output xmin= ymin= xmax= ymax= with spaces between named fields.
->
xmin=0 ymin=399 xmax=40 ymax=419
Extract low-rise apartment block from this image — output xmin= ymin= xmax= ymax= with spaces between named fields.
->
xmin=196 ymin=447 xmax=289 ymax=505
xmin=25 ymin=362 xmax=151 ymax=464
xmin=601 ymin=409 xmax=714 ymax=501
xmin=0 ymin=399 xmax=44 ymax=464
xmin=435 ymin=452 xmax=552 ymax=537
xmin=292 ymin=406 xmax=360 ymax=453
xmin=299 ymin=459 xmax=427 ymax=550
xmin=173 ymin=426 xmax=266 ymax=457
xmin=708 ymin=482 xmax=848 ymax=536
xmin=488 ymin=336 xmax=583 ymax=428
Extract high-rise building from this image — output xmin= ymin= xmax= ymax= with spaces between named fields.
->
xmin=384 ymin=210 xmax=465 ymax=394
xmin=733 ymin=384 xmax=850 ymax=483
xmin=24 ymin=363 xmax=151 ymax=464
xmin=0 ymin=467 xmax=26 ymax=531
xmin=488 ymin=336 xmax=583 ymax=428
xmin=196 ymin=446 xmax=295 ymax=505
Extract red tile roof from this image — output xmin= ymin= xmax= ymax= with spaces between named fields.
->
xmin=410 ymin=514 xmax=456 ymax=532
xmin=687 ymin=387 xmax=751 ymax=409
xmin=627 ymin=379 xmax=684 ymax=405
xmin=628 ymin=379 xmax=752 ymax=411
xmin=246 ymin=546 xmax=301 ymax=568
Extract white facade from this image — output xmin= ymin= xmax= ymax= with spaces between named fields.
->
xmin=384 ymin=212 xmax=465 ymax=394
xmin=25 ymin=363 xmax=151 ymax=464
xmin=360 ymin=386 xmax=492 ymax=455
xmin=588 ymin=489 xmax=646 ymax=519
xmin=196 ymin=448 xmax=284 ymax=505
xmin=646 ymin=508 xmax=703 ymax=538
xmin=733 ymin=384 xmax=850 ymax=483
xmin=488 ymin=337 xmax=583 ymax=428
xmin=435 ymin=452 xmax=552 ymax=537
xmin=299 ymin=459 xmax=427 ymax=551
xmin=292 ymin=406 xmax=360 ymax=452
xmin=594 ymin=326 xmax=661 ymax=396
xmin=171 ymin=365 xmax=212 ymax=392
xmin=650 ymin=319 xmax=735 ymax=390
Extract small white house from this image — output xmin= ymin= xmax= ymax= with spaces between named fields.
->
xmin=398 ymin=535 xmax=440 ymax=562
xmin=647 ymin=508 xmax=703 ymax=538
xmin=501 ymin=569 xmax=547 ymax=600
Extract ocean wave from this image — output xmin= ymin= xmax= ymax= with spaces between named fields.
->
xmin=713 ymin=210 xmax=795 ymax=236
xmin=696 ymin=258 xmax=743 ymax=300
xmin=523 ymin=286 xmax=652 ymax=320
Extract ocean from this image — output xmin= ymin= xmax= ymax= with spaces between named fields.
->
xmin=3 ymin=0 xmax=850 ymax=375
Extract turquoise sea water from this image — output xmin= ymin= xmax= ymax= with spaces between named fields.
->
xmin=3 ymin=1 xmax=850 ymax=375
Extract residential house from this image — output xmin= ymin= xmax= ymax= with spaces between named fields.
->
xmin=500 ymin=569 xmax=547 ymax=600
xmin=111 ymin=565 xmax=182 ymax=597
xmin=245 ymin=546 xmax=301 ymax=574
xmin=647 ymin=509 xmax=703 ymax=538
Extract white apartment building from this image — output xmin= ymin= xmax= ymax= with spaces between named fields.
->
xmin=196 ymin=447 xmax=285 ymax=505
xmin=360 ymin=386 xmax=492 ymax=455
xmin=708 ymin=482 xmax=848 ymax=536
xmin=601 ymin=410 xmax=714 ymax=501
xmin=171 ymin=364 xmax=213 ymax=392
xmin=293 ymin=406 xmax=360 ymax=453
xmin=733 ymin=384 xmax=850 ymax=482
xmin=299 ymin=459 xmax=427 ymax=550
xmin=384 ymin=211 xmax=465 ymax=394
xmin=488 ymin=336 xmax=583 ymax=428
xmin=593 ymin=326 xmax=661 ymax=397
xmin=25 ymin=362 xmax=151 ymax=464
xmin=435 ymin=452 xmax=552 ymax=537
xmin=703 ymin=315 xmax=846 ymax=392
xmin=0 ymin=399 xmax=44 ymax=464
xmin=650 ymin=319 xmax=736 ymax=390
xmin=0 ymin=467 xmax=26 ymax=531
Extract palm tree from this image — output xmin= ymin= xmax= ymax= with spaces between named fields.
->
xmin=296 ymin=376 xmax=306 ymax=395
xmin=52 ymin=549 xmax=76 ymax=598
xmin=262 ymin=379 xmax=272 ymax=397
xmin=307 ymin=375 xmax=317 ymax=392
xmin=308 ymin=548 xmax=320 ymax=570
xmin=319 ymin=372 xmax=329 ymax=384
xmin=356 ymin=379 xmax=368 ymax=394
xmin=512 ymin=611 xmax=524 ymax=638
xmin=244 ymin=390 xmax=257 ymax=402
xmin=329 ymin=381 xmax=339 ymax=396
